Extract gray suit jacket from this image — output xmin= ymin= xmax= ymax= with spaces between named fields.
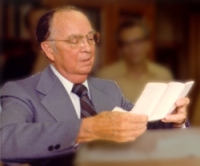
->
xmin=0 ymin=66 xmax=134 ymax=162
xmin=0 ymin=66 xmax=173 ymax=164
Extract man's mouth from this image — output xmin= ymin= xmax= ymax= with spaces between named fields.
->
xmin=80 ymin=58 xmax=92 ymax=66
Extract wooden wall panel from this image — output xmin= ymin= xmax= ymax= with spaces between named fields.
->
xmin=188 ymin=15 xmax=200 ymax=126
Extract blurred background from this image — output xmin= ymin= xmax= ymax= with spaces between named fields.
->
xmin=0 ymin=0 xmax=200 ymax=126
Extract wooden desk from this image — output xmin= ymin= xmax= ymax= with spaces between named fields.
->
xmin=75 ymin=128 xmax=200 ymax=166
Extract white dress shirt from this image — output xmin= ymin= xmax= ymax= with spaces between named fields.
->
xmin=50 ymin=65 xmax=91 ymax=119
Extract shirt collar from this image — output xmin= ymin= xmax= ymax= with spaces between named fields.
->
xmin=50 ymin=65 xmax=90 ymax=95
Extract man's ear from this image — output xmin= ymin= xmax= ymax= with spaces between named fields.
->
xmin=40 ymin=42 xmax=55 ymax=62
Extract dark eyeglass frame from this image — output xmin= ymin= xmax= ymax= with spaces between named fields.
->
xmin=46 ymin=31 xmax=100 ymax=48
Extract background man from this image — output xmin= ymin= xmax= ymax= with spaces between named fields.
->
xmin=0 ymin=6 xmax=189 ymax=166
xmin=97 ymin=18 xmax=173 ymax=102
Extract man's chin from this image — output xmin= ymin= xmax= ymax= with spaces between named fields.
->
xmin=78 ymin=66 xmax=92 ymax=75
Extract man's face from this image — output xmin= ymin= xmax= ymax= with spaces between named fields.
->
xmin=119 ymin=26 xmax=150 ymax=65
xmin=47 ymin=10 xmax=96 ymax=79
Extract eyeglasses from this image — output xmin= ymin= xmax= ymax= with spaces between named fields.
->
xmin=46 ymin=31 xmax=100 ymax=48
xmin=120 ymin=36 xmax=148 ymax=47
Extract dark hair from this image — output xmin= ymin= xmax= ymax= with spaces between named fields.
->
xmin=35 ymin=6 xmax=79 ymax=46
xmin=116 ymin=18 xmax=150 ymax=46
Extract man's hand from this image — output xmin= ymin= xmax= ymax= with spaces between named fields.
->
xmin=77 ymin=111 xmax=148 ymax=143
xmin=161 ymin=97 xmax=190 ymax=126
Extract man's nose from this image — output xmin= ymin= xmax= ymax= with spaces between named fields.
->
xmin=80 ymin=38 xmax=92 ymax=52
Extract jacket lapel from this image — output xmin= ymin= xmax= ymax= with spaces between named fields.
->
xmin=36 ymin=66 xmax=78 ymax=121
xmin=36 ymin=67 xmax=114 ymax=120
xmin=88 ymin=78 xmax=115 ymax=113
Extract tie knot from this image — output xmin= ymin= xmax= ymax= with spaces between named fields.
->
xmin=72 ymin=84 xmax=88 ymax=98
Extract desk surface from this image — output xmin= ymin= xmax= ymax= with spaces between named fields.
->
xmin=75 ymin=128 xmax=200 ymax=166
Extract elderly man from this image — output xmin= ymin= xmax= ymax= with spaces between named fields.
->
xmin=0 ymin=6 xmax=189 ymax=166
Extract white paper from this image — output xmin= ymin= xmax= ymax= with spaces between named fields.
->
xmin=113 ymin=81 xmax=194 ymax=122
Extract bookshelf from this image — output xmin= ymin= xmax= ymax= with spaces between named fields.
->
xmin=0 ymin=0 xmax=156 ymax=68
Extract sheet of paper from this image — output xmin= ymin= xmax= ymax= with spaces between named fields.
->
xmin=131 ymin=83 xmax=168 ymax=117
xmin=112 ymin=106 xmax=126 ymax=112
xmin=167 ymin=81 xmax=194 ymax=115
xmin=149 ymin=82 xmax=185 ymax=121
xmin=112 ymin=81 xmax=194 ymax=122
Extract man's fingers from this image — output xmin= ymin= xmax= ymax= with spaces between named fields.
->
xmin=112 ymin=121 xmax=147 ymax=131
xmin=175 ymin=97 xmax=190 ymax=107
xmin=111 ymin=127 xmax=147 ymax=142
xmin=112 ymin=111 xmax=148 ymax=123
xmin=83 ymin=111 xmax=148 ymax=143
xmin=109 ymin=112 xmax=148 ymax=131
xmin=129 ymin=113 xmax=148 ymax=123
xmin=161 ymin=97 xmax=189 ymax=124
xmin=162 ymin=113 xmax=186 ymax=123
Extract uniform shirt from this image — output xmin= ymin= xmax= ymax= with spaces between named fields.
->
xmin=97 ymin=60 xmax=173 ymax=103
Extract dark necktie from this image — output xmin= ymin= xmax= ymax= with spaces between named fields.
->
xmin=72 ymin=84 xmax=97 ymax=118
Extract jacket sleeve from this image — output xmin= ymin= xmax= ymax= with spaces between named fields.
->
xmin=0 ymin=82 xmax=81 ymax=162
